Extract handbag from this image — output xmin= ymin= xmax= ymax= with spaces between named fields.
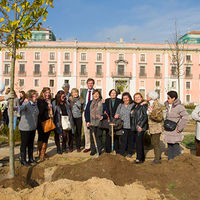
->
xmin=164 ymin=119 xmax=177 ymax=131
xmin=61 ymin=115 xmax=72 ymax=130
xmin=41 ymin=118 xmax=55 ymax=133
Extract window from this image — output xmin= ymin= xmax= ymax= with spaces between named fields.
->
xmin=4 ymin=64 xmax=10 ymax=74
xmin=19 ymin=52 xmax=25 ymax=60
xmin=81 ymin=80 xmax=86 ymax=87
xmin=96 ymin=65 xmax=102 ymax=75
xmin=64 ymin=64 xmax=70 ymax=74
xmin=5 ymin=79 xmax=9 ymax=86
xmin=80 ymin=65 xmax=87 ymax=75
xmin=97 ymin=80 xmax=101 ymax=86
xmin=139 ymin=66 xmax=146 ymax=76
xmin=81 ymin=53 xmax=86 ymax=61
xmin=97 ymin=53 xmax=102 ymax=61
xmin=140 ymin=54 xmax=146 ymax=62
xmin=19 ymin=79 xmax=24 ymax=87
xmin=49 ymin=79 xmax=55 ymax=87
xmin=139 ymin=89 xmax=145 ymax=98
xmin=64 ymin=52 xmax=70 ymax=61
xmin=64 ymin=80 xmax=69 ymax=84
xmin=186 ymin=95 xmax=191 ymax=103
xmin=49 ymin=52 xmax=55 ymax=60
xmin=171 ymin=81 xmax=176 ymax=89
xmin=35 ymin=52 xmax=40 ymax=60
xmin=5 ymin=52 xmax=11 ymax=60
xmin=119 ymin=54 xmax=124 ymax=60
xmin=34 ymin=79 xmax=39 ymax=87
xmin=186 ymin=81 xmax=191 ymax=89
xmin=185 ymin=66 xmax=191 ymax=77
xmin=139 ymin=81 xmax=145 ymax=87
xmin=186 ymin=55 xmax=191 ymax=62
xmin=155 ymin=66 xmax=161 ymax=76
xmin=34 ymin=64 xmax=40 ymax=74
xmin=19 ymin=64 xmax=25 ymax=73
xmin=171 ymin=54 xmax=176 ymax=63
xmin=49 ymin=64 xmax=55 ymax=74
xmin=171 ymin=66 xmax=177 ymax=76
xmin=155 ymin=81 xmax=160 ymax=87
xmin=118 ymin=65 xmax=124 ymax=75
xmin=155 ymin=54 xmax=161 ymax=63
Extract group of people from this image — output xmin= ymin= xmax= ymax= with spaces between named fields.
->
xmin=1 ymin=77 xmax=193 ymax=167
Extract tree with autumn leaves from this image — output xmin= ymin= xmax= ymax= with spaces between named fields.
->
xmin=0 ymin=0 xmax=54 ymax=177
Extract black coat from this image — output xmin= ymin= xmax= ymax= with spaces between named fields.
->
xmin=130 ymin=103 xmax=148 ymax=132
xmin=37 ymin=98 xmax=50 ymax=124
xmin=105 ymin=98 xmax=122 ymax=119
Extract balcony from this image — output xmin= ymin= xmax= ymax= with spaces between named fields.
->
xmin=48 ymin=71 xmax=56 ymax=77
xmin=18 ymin=71 xmax=26 ymax=77
xmin=33 ymin=71 xmax=41 ymax=77
xmin=3 ymin=71 xmax=10 ymax=76
xmin=96 ymin=72 xmax=103 ymax=78
xmin=79 ymin=72 xmax=88 ymax=77
xmin=154 ymin=73 xmax=162 ymax=79
xmin=185 ymin=74 xmax=193 ymax=79
xmin=63 ymin=71 xmax=71 ymax=77
xmin=139 ymin=73 xmax=147 ymax=78
xmin=111 ymin=72 xmax=132 ymax=78
xmin=170 ymin=74 xmax=177 ymax=79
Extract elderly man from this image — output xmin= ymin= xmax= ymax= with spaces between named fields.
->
xmin=146 ymin=91 xmax=163 ymax=164
xmin=62 ymin=82 xmax=71 ymax=101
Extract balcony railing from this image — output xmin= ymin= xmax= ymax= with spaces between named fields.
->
xmin=33 ymin=71 xmax=41 ymax=77
xmin=170 ymin=74 xmax=177 ymax=78
xmin=139 ymin=73 xmax=147 ymax=78
xmin=185 ymin=74 xmax=193 ymax=79
xmin=48 ymin=71 xmax=56 ymax=77
xmin=96 ymin=72 xmax=103 ymax=77
xmin=63 ymin=71 xmax=71 ymax=77
xmin=18 ymin=71 xmax=26 ymax=77
xmin=111 ymin=72 xmax=132 ymax=78
xmin=154 ymin=73 xmax=162 ymax=78
xmin=79 ymin=72 xmax=88 ymax=77
xmin=3 ymin=71 xmax=10 ymax=76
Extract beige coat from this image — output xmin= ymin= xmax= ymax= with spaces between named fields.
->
xmin=163 ymin=99 xmax=189 ymax=144
xmin=148 ymin=100 xmax=163 ymax=134
xmin=191 ymin=104 xmax=200 ymax=141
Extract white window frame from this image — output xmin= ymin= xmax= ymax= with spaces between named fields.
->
xmin=96 ymin=79 xmax=102 ymax=87
xmin=80 ymin=79 xmax=86 ymax=88
xmin=34 ymin=79 xmax=40 ymax=87
xmin=5 ymin=52 xmax=11 ymax=60
xmin=19 ymin=51 xmax=26 ymax=60
xmin=155 ymin=80 xmax=161 ymax=88
xmin=96 ymin=52 xmax=103 ymax=62
xmin=34 ymin=51 xmax=41 ymax=61
xmin=118 ymin=53 xmax=125 ymax=60
xmin=64 ymin=52 xmax=71 ymax=61
xmin=19 ymin=79 xmax=25 ymax=87
xmin=49 ymin=51 xmax=56 ymax=61
xmin=185 ymin=94 xmax=191 ymax=103
xmin=185 ymin=54 xmax=192 ymax=63
xmin=185 ymin=81 xmax=191 ymax=90
xmin=4 ymin=78 xmax=10 ymax=86
xmin=155 ymin=53 xmax=162 ymax=63
xmin=139 ymin=53 xmax=146 ymax=63
xmin=139 ymin=80 xmax=145 ymax=88
xmin=49 ymin=79 xmax=55 ymax=88
xmin=80 ymin=52 xmax=87 ymax=61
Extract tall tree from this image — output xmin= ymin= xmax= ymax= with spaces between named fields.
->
xmin=0 ymin=0 xmax=54 ymax=177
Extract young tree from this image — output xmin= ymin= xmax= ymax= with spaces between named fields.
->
xmin=0 ymin=0 xmax=54 ymax=177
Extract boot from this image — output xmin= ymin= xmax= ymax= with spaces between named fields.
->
xmin=195 ymin=138 xmax=200 ymax=156
xmin=28 ymin=151 xmax=38 ymax=164
xmin=37 ymin=141 xmax=43 ymax=157
xmin=20 ymin=152 xmax=30 ymax=167
xmin=40 ymin=143 xmax=48 ymax=161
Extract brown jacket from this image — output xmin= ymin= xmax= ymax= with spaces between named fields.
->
xmin=163 ymin=99 xmax=189 ymax=144
xmin=148 ymin=100 xmax=163 ymax=134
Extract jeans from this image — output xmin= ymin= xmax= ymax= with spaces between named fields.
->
xmin=8 ymin=116 xmax=17 ymax=131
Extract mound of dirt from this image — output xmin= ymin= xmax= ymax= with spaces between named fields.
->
xmin=52 ymin=153 xmax=200 ymax=200
xmin=0 ymin=165 xmax=44 ymax=190
xmin=0 ymin=177 xmax=170 ymax=200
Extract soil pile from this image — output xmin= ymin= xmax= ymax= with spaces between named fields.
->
xmin=0 ymin=177 xmax=169 ymax=200
xmin=52 ymin=153 xmax=200 ymax=200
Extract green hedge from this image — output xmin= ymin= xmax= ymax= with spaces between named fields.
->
xmin=0 ymin=125 xmax=21 ymax=142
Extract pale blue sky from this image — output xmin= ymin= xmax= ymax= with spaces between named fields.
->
xmin=43 ymin=0 xmax=200 ymax=43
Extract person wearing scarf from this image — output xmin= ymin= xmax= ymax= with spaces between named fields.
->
xmin=85 ymin=89 xmax=108 ymax=156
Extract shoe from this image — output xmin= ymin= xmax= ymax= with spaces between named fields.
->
xmin=69 ymin=149 xmax=73 ymax=153
xmin=57 ymin=150 xmax=62 ymax=155
xmin=28 ymin=159 xmax=38 ymax=164
xmin=62 ymin=148 xmax=67 ymax=153
xmin=83 ymin=148 xmax=90 ymax=153
xmin=150 ymin=160 xmax=161 ymax=165
xmin=20 ymin=160 xmax=30 ymax=167
xmin=127 ymin=154 xmax=132 ymax=158
xmin=133 ymin=160 xmax=144 ymax=164
xmin=77 ymin=148 xmax=81 ymax=152
xmin=90 ymin=152 xmax=96 ymax=156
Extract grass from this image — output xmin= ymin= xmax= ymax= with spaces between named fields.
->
xmin=182 ymin=134 xmax=195 ymax=149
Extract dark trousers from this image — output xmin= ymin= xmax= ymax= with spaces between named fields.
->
xmin=195 ymin=137 xmax=200 ymax=156
xmin=38 ymin=125 xmax=50 ymax=143
xmin=55 ymin=130 xmax=67 ymax=151
xmin=151 ymin=133 xmax=161 ymax=161
xmin=134 ymin=131 xmax=145 ymax=161
xmin=168 ymin=143 xmax=180 ymax=160
xmin=20 ymin=130 xmax=36 ymax=161
xmin=90 ymin=127 xmax=103 ymax=154
xmin=73 ymin=117 xmax=82 ymax=149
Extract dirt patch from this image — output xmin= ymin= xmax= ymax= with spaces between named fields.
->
xmin=0 ymin=165 xmax=44 ymax=190
xmin=52 ymin=153 xmax=200 ymax=200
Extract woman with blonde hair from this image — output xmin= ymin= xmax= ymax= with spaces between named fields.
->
xmin=37 ymin=87 xmax=54 ymax=161
xmin=68 ymin=88 xmax=84 ymax=152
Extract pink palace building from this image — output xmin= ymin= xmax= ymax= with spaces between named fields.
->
xmin=0 ymin=28 xmax=200 ymax=104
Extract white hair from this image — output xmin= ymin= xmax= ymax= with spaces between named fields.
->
xmin=148 ymin=91 xmax=159 ymax=100
xmin=62 ymin=83 xmax=70 ymax=89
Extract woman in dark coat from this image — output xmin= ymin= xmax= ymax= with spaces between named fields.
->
xmin=85 ymin=89 xmax=108 ymax=156
xmin=37 ymin=87 xmax=53 ymax=161
xmin=105 ymin=89 xmax=121 ymax=153
xmin=130 ymin=92 xmax=148 ymax=164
